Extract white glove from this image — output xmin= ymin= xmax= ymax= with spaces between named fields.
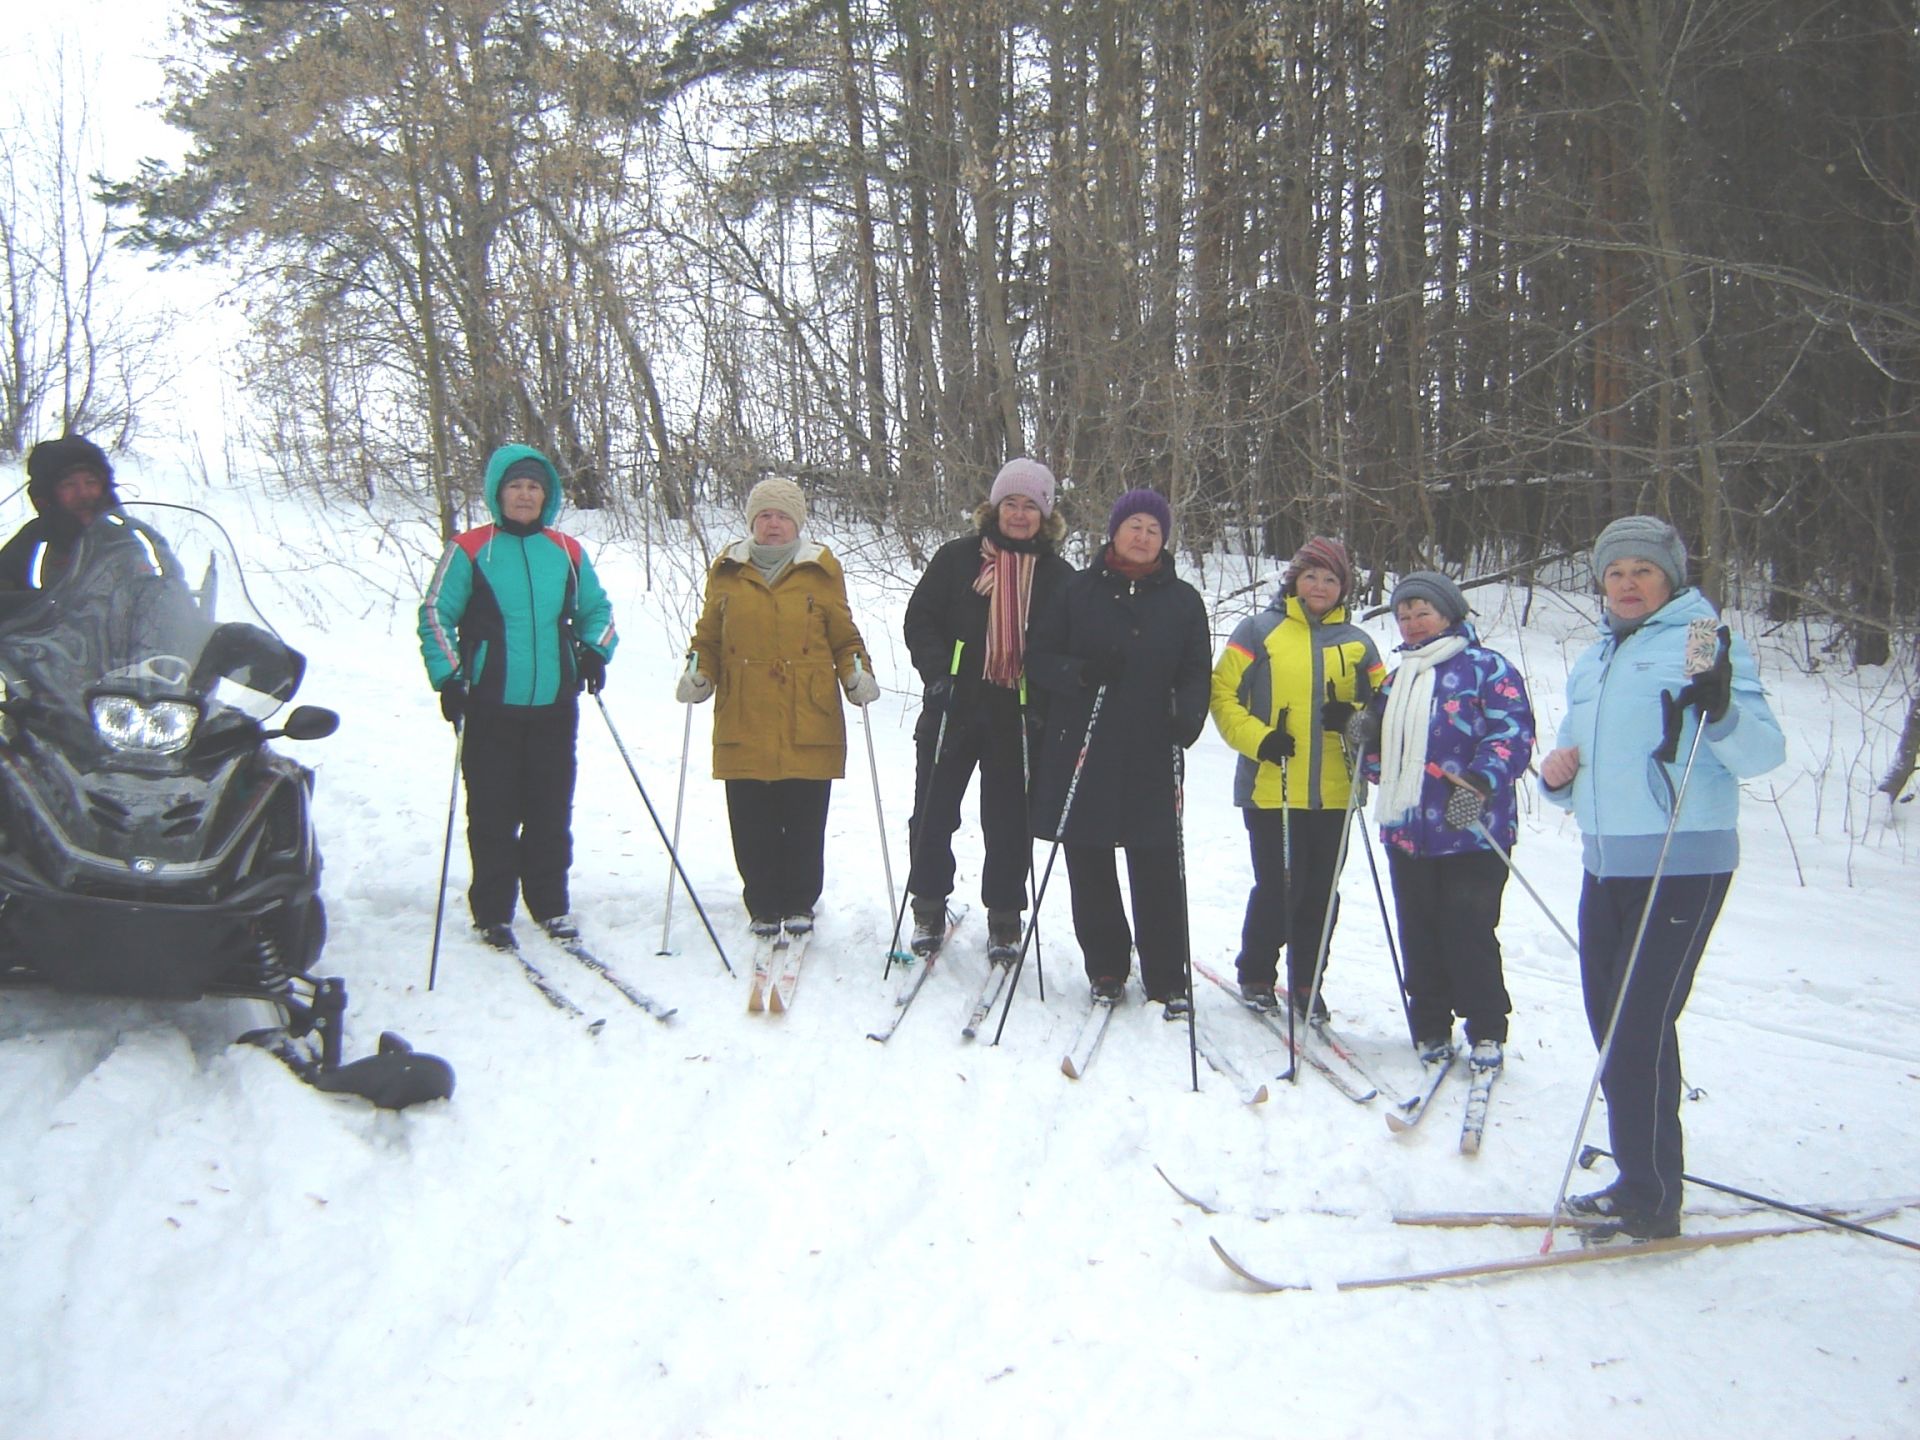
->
xmin=845 ymin=668 xmax=881 ymax=707
xmin=675 ymin=670 xmax=714 ymax=704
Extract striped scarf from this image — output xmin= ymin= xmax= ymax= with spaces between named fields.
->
xmin=975 ymin=537 xmax=1037 ymax=687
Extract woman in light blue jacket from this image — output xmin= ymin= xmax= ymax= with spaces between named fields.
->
xmin=1540 ymin=516 xmax=1783 ymax=1238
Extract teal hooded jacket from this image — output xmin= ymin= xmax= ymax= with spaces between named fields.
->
xmin=418 ymin=444 xmax=618 ymax=706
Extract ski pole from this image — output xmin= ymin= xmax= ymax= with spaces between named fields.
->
xmin=1279 ymin=757 xmax=1294 ymax=1079
xmin=853 ymin=655 xmax=899 ymax=931
xmin=1173 ymin=740 xmax=1198 ymax=1092
xmin=1354 ymin=816 xmax=1416 ymax=1046
xmin=1429 ymin=766 xmax=1581 ymax=957
xmin=1019 ymin=675 xmax=1044 ymax=1002
xmin=657 ymin=652 xmax=698 ymax=955
xmin=1297 ymin=738 xmax=1367 ymax=1080
xmin=1576 ymin=1146 xmax=1920 ymax=1252
xmin=994 ymin=683 xmax=1108 ymax=1045
xmin=1472 ymin=818 xmax=1579 ymax=958
xmin=426 ymin=720 xmax=465 ymax=991
xmin=882 ymin=641 xmax=964 ymax=977
xmin=594 ymin=694 xmax=734 ymax=975
xmin=1541 ymin=715 xmax=1710 ymax=1253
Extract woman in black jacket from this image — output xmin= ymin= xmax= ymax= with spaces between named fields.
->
xmin=901 ymin=458 xmax=1074 ymax=961
xmin=1026 ymin=489 xmax=1212 ymax=1012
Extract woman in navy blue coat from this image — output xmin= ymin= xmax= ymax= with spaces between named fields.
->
xmin=1026 ymin=490 xmax=1210 ymax=1011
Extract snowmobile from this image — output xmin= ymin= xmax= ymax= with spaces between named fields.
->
xmin=0 ymin=503 xmax=452 ymax=1108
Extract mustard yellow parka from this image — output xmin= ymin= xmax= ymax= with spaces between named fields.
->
xmin=689 ymin=539 xmax=873 ymax=781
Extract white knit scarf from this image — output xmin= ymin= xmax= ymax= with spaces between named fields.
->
xmin=1374 ymin=633 xmax=1468 ymax=825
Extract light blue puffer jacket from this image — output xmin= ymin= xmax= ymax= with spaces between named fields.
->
xmin=1542 ymin=588 xmax=1784 ymax=877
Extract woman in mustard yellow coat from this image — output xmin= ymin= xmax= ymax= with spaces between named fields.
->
xmin=678 ymin=479 xmax=880 ymax=936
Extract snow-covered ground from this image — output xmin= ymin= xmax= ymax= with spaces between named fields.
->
xmin=1 ymin=463 xmax=1915 ymax=1440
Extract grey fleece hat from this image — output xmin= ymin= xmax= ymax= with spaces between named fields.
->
xmin=1390 ymin=570 xmax=1469 ymax=626
xmin=1593 ymin=515 xmax=1687 ymax=592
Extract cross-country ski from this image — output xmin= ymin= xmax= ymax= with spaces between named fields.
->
xmin=1060 ymin=994 xmax=1118 ymax=1079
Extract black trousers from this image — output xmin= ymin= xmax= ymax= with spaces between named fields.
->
xmin=1388 ymin=848 xmax=1512 ymax=1044
xmin=1063 ymin=843 xmax=1187 ymax=1000
xmin=1234 ymin=806 xmax=1348 ymax=995
xmin=725 ymin=778 xmax=832 ymax=921
xmin=1578 ymin=870 xmax=1731 ymax=1217
xmin=462 ymin=700 xmax=578 ymax=928
xmin=905 ymin=696 xmax=1032 ymax=912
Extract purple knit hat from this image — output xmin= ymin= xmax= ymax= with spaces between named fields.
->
xmin=1108 ymin=488 xmax=1172 ymax=541
xmin=989 ymin=457 xmax=1056 ymax=517
xmin=1286 ymin=536 xmax=1353 ymax=600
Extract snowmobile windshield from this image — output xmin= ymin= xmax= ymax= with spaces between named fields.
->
xmin=0 ymin=504 xmax=305 ymax=756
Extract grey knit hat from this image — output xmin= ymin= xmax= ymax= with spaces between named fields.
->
xmin=1389 ymin=570 xmax=1469 ymax=626
xmin=1593 ymin=515 xmax=1687 ymax=592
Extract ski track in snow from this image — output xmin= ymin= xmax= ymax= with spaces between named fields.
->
xmin=1 ymin=466 xmax=1916 ymax=1439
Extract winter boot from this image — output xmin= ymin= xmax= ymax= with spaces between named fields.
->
xmin=1238 ymin=981 xmax=1280 ymax=1014
xmin=1090 ymin=975 xmax=1125 ymax=1004
xmin=749 ymin=915 xmax=783 ymax=940
xmin=986 ymin=908 xmax=1022 ymax=965
xmin=476 ymin=922 xmax=517 ymax=952
xmin=910 ymin=899 xmax=948 ymax=956
xmin=537 ymin=914 xmax=581 ymax=942
xmin=1468 ymin=1039 xmax=1504 ymax=1071
xmin=1417 ymin=1034 xmax=1455 ymax=1065
xmin=783 ymin=911 xmax=814 ymax=936
xmin=1287 ymin=984 xmax=1331 ymax=1025
xmin=1568 ymin=1186 xmax=1679 ymax=1240
xmin=1160 ymin=991 xmax=1193 ymax=1021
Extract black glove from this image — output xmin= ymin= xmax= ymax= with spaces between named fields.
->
xmin=1081 ymin=649 xmax=1127 ymax=688
xmin=1443 ymin=772 xmax=1493 ymax=830
xmin=1257 ymin=726 xmax=1295 ymax=766
xmin=1676 ymin=632 xmax=1732 ymax=722
xmin=439 ymin=680 xmax=467 ymax=728
xmin=1321 ymin=680 xmax=1357 ymax=734
xmin=577 ymin=647 xmax=607 ymax=696
xmin=923 ymin=677 xmax=954 ymax=716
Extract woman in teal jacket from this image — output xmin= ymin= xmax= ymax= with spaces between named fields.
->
xmin=1541 ymin=516 xmax=1782 ymax=1237
xmin=419 ymin=444 xmax=618 ymax=947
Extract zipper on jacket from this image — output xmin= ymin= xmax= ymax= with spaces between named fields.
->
xmin=521 ymin=540 xmax=540 ymax=704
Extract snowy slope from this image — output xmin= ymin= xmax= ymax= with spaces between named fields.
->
xmin=1 ymin=464 xmax=1915 ymax=1440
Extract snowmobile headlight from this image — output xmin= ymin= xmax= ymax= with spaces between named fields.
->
xmin=91 ymin=695 xmax=200 ymax=755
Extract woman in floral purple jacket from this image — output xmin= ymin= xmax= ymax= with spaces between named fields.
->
xmin=1356 ymin=571 xmax=1534 ymax=1071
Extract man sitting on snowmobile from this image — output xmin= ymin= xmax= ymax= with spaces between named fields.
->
xmin=0 ymin=435 xmax=123 ymax=595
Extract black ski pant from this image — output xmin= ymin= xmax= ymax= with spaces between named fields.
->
xmin=1063 ymin=842 xmax=1187 ymax=1001
xmin=1388 ymin=847 xmax=1512 ymax=1045
xmin=1577 ymin=869 xmax=1731 ymax=1218
xmin=1234 ymin=806 xmax=1347 ymax=998
xmin=462 ymin=700 xmax=578 ymax=928
xmin=725 ymin=778 xmax=832 ymax=922
xmin=905 ymin=695 xmax=1032 ymax=913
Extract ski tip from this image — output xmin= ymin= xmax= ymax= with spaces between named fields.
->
xmin=1385 ymin=1111 xmax=1413 ymax=1134
xmin=1459 ymin=1133 xmax=1482 ymax=1156
xmin=1248 ymin=1083 xmax=1270 ymax=1105
xmin=1061 ymin=1055 xmax=1081 ymax=1079
xmin=586 ymin=1018 xmax=608 ymax=1037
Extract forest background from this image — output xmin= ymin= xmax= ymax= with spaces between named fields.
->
xmin=6 ymin=0 xmax=1919 ymax=795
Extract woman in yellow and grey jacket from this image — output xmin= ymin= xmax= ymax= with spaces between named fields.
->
xmin=677 ymin=478 xmax=880 ymax=938
xmin=1209 ymin=536 xmax=1383 ymax=1018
